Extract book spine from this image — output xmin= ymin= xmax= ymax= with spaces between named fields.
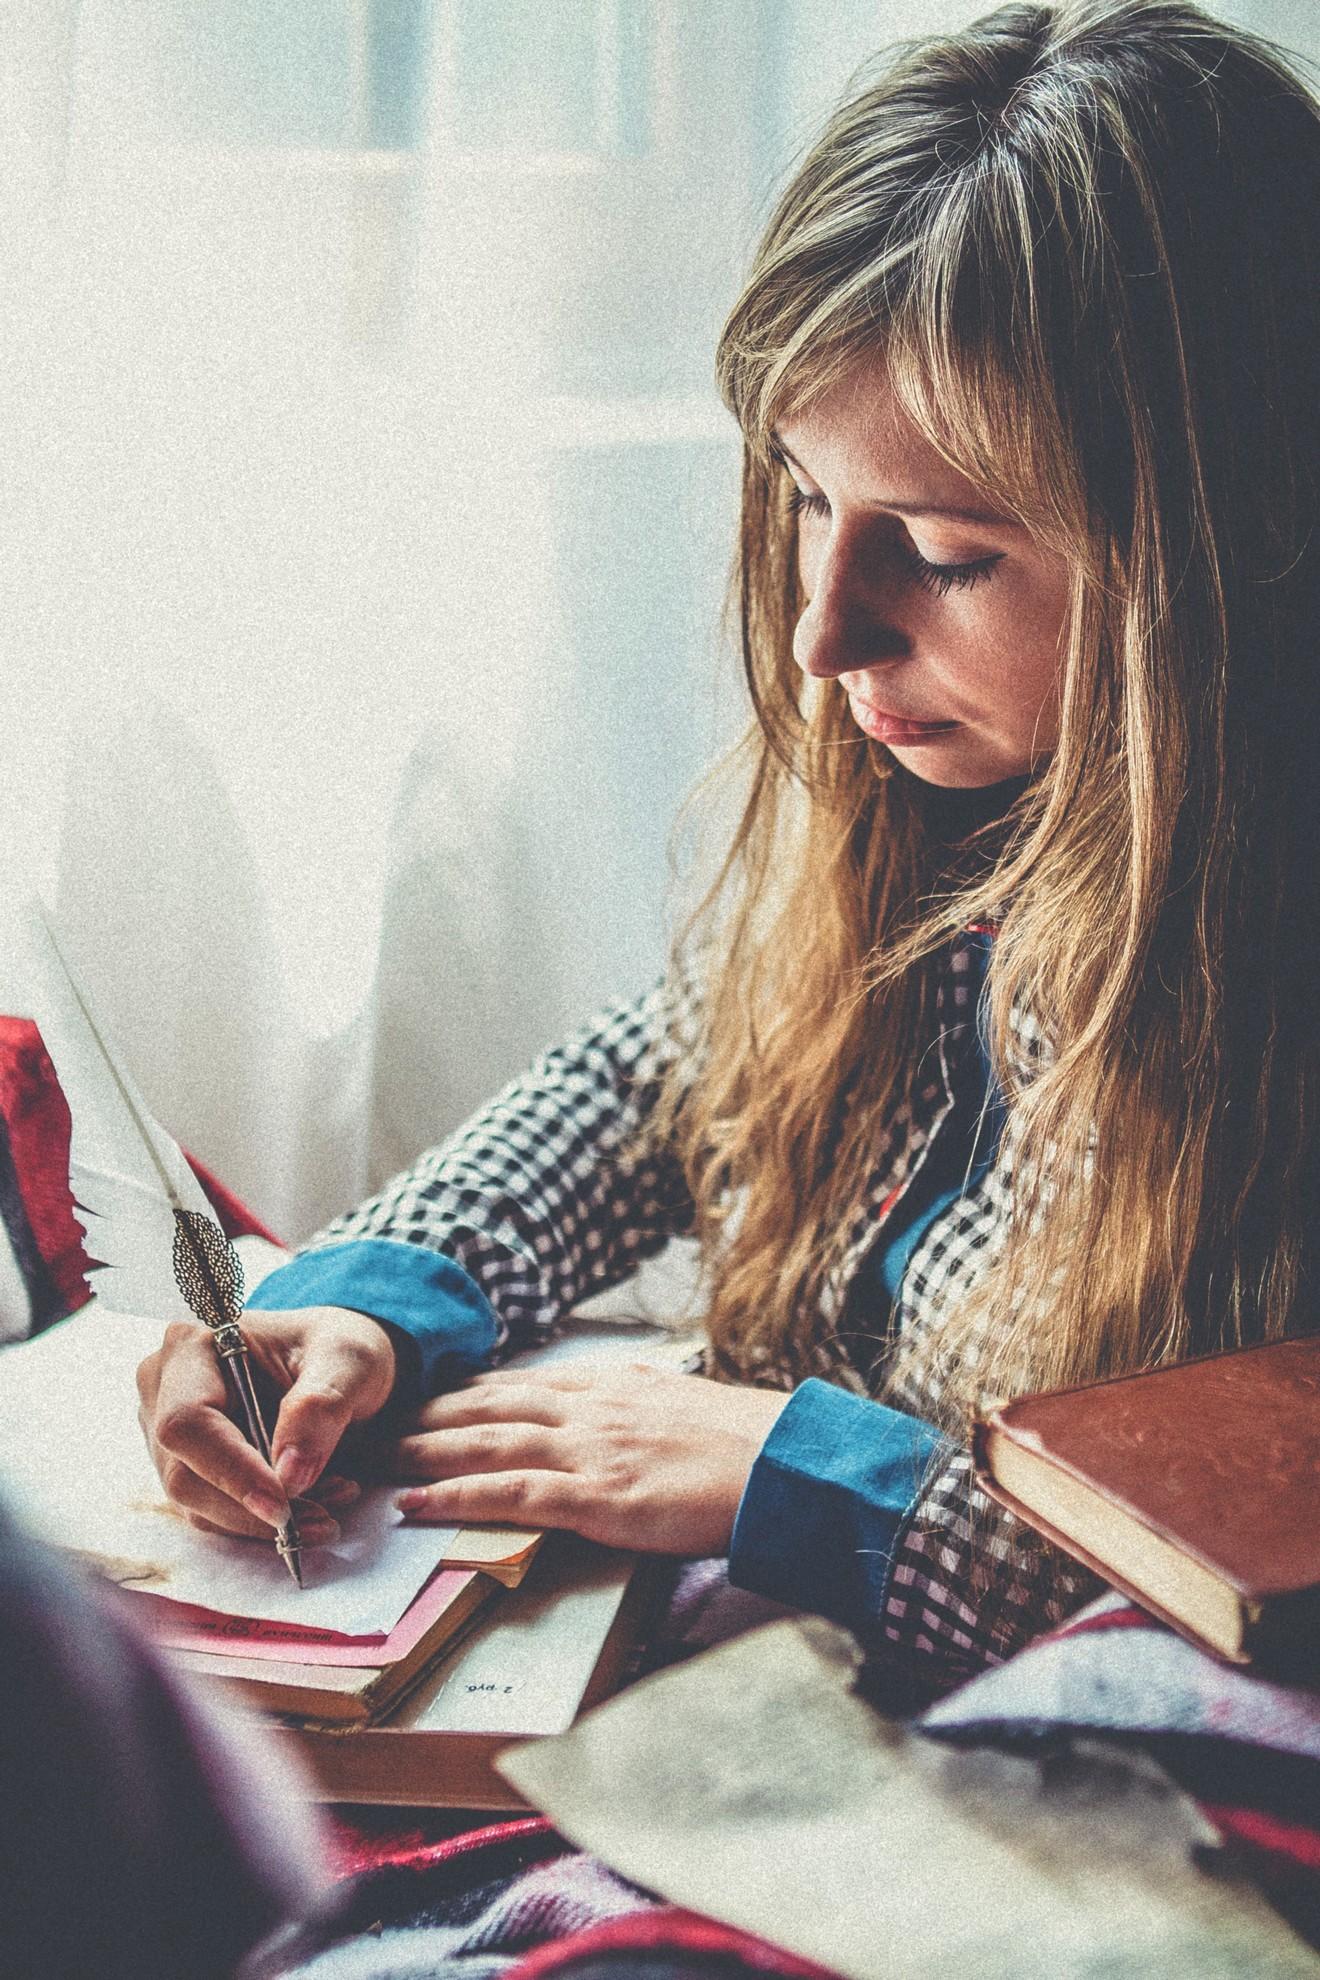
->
xmin=970 ymin=1456 xmax=1254 ymax=1666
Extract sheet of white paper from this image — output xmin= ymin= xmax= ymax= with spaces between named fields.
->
xmin=0 ymin=1305 xmax=459 ymax=1634
xmin=503 ymin=1317 xmax=702 ymax=1375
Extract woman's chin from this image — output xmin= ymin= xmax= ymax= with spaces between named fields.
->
xmin=881 ymin=736 xmax=1029 ymax=790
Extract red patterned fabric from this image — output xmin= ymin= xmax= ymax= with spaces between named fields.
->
xmin=0 ymin=1016 xmax=276 ymax=1334
xmin=0 ymin=1016 xmax=96 ymax=1318
xmin=324 ymin=1812 xmax=558 ymax=1881
xmin=183 ymin=1150 xmax=281 ymax=1247
xmin=919 ymin=1591 xmax=1320 ymax=1933
xmin=1202 ymin=1805 xmax=1320 ymax=1875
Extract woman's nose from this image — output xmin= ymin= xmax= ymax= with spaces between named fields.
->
xmin=792 ymin=531 xmax=909 ymax=680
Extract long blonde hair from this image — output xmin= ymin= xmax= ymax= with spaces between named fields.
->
xmin=659 ymin=0 xmax=1320 ymax=1429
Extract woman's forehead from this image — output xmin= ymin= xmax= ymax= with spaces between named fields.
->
xmin=772 ymin=358 xmax=1020 ymax=522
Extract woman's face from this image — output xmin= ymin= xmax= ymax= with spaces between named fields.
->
xmin=776 ymin=359 xmax=1071 ymax=788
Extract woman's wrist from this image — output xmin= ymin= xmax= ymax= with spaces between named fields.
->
xmin=245 ymin=1238 xmax=500 ymax=1406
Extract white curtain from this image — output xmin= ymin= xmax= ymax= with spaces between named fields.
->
xmin=0 ymin=0 xmax=1312 ymax=1240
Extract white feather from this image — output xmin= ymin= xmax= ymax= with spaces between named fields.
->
xmin=15 ymin=900 xmax=214 ymax=1321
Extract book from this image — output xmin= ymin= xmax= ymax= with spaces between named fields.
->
xmin=0 ymin=1299 xmax=541 ymax=1634
xmin=135 ymin=1565 xmax=479 ymax=1665
xmin=0 ymin=1251 xmax=694 ymax=1775
xmin=159 ymin=1317 xmax=694 ymax=1785
xmin=268 ymin=1531 xmax=654 ymax=1808
xmin=165 ymin=1565 xmax=502 ymax=1725
xmin=440 ymin=1529 xmax=541 ymax=1585
xmin=972 ymin=1334 xmax=1320 ymax=1668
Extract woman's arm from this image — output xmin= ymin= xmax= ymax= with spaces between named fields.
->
xmin=138 ymin=979 xmax=697 ymax=1533
xmin=249 ymin=976 xmax=696 ymax=1379
xmin=724 ymin=1380 xmax=1104 ymax=1688
xmin=380 ymin=1363 xmax=1099 ymax=1690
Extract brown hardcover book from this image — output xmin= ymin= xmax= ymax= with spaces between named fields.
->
xmin=972 ymin=1334 xmax=1320 ymax=1668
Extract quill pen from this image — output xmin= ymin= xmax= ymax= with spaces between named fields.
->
xmin=15 ymin=899 xmax=303 ymax=1585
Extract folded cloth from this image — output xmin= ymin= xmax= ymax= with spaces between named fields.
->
xmin=278 ymin=1817 xmax=827 ymax=1980
xmin=916 ymin=1589 xmax=1320 ymax=1767
xmin=914 ymin=1589 xmax=1320 ymax=1940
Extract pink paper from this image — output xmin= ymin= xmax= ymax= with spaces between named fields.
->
xmin=136 ymin=1567 xmax=480 ymax=1666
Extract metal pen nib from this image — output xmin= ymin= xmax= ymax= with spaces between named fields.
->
xmin=173 ymin=1209 xmax=311 ymax=1591
xmin=276 ymin=1514 xmax=304 ymax=1589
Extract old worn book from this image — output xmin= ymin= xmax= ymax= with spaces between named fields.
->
xmin=973 ymin=1335 xmax=1320 ymax=1668
xmin=271 ymin=1532 xmax=654 ymax=1808
xmin=166 ymin=1565 xmax=502 ymax=1725
xmin=0 ymin=1236 xmax=691 ymax=1766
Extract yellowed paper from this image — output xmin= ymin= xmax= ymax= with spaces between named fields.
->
xmin=501 ymin=1618 xmax=1320 ymax=1980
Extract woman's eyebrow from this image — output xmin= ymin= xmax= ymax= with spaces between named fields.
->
xmin=768 ymin=434 xmax=1018 ymax=528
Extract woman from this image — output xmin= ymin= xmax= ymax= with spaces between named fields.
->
xmin=138 ymin=0 xmax=1320 ymax=1691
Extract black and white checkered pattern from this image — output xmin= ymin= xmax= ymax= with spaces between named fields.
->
xmin=314 ymin=980 xmax=696 ymax=1345
xmin=308 ymin=942 xmax=1101 ymax=1688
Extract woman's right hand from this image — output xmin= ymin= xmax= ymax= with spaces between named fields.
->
xmin=135 ymin=1305 xmax=398 ymax=1544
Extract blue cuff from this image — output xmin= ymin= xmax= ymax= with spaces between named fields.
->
xmin=728 ymin=1377 xmax=943 ymax=1636
xmin=245 ymin=1239 xmax=499 ymax=1415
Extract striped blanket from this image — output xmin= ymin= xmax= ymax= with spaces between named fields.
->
xmin=260 ymin=1591 xmax=1320 ymax=1977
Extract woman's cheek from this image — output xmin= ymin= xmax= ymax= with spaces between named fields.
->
xmin=796 ymin=533 xmax=824 ymax=599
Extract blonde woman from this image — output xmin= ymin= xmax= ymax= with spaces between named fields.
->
xmin=138 ymin=0 xmax=1320 ymax=1691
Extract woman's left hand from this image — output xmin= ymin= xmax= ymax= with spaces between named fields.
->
xmin=391 ymin=1365 xmax=791 ymax=1557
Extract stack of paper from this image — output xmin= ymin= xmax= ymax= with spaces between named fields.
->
xmin=0 ymin=1300 xmax=691 ymax=1759
xmin=0 ymin=1305 xmax=542 ymax=1719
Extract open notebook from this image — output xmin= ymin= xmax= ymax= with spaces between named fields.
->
xmin=0 ymin=1267 xmax=700 ymax=1745
xmin=0 ymin=1301 xmax=539 ymax=1636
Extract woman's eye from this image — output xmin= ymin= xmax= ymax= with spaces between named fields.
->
xmin=786 ymin=486 xmax=830 ymax=521
xmin=786 ymin=483 xmax=1004 ymax=595
xmin=899 ymin=545 xmax=1004 ymax=595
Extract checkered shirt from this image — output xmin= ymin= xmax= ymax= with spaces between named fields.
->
xmin=308 ymin=935 xmax=1101 ymax=1691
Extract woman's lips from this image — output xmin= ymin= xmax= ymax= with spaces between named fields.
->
xmin=848 ymin=697 xmax=960 ymax=745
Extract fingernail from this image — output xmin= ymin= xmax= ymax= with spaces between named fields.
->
xmin=316 ymin=1477 xmax=360 ymax=1508
xmin=275 ymin=1446 xmax=320 ymax=1497
xmin=243 ymin=1489 xmax=289 ymax=1527
xmin=396 ymin=1490 xmax=427 ymax=1514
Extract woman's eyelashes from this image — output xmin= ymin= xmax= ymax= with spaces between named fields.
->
xmin=900 ymin=546 xmax=1005 ymax=596
xmin=785 ymin=485 xmax=830 ymax=522
xmin=785 ymin=485 xmax=1005 ymax=595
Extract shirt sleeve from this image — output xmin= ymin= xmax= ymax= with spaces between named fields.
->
xmin=875 ymin=1442 xmax=1106 ymax=1685
xmin=248 ymin=979 xmax=696 ymax=1396
xmin=245 ymin=1239 xmax=500 ymax=1415
xmin=727 ymin=1378 xmax=944 ymax=1632
xmin=729 ymin=1380 xmax=1105 ymax=1690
